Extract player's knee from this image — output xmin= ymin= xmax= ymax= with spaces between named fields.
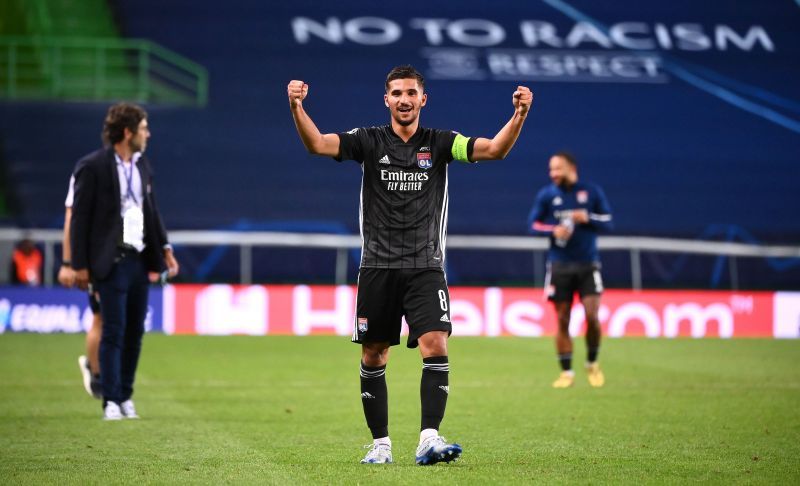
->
xmin=361 ymin=344 xmax=389 ymax=367
xmin=418 ymin=331 xmax=448 ymax=357
xmin=362 ymin=354 xmax=385 ymax=367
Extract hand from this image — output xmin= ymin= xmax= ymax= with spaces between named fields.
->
xmin=287 ymin=80 xmax=309 ymax=109
xmin=553 ymin=225 xmax=573 ymax=241
xmin=74 ymin=269 xmax=90 ymax=290
xmin=512 ymin=86 xmax=533 ymax=118
xmin=148 ymin=272 xmax=161 ymax=283
xmin=572 ymin=210 xmax=589 ymax=224
xmin=58 ymin=266 xmax=76 ymax=288
xmin=164 ymin=248 xmax=180 ymax=278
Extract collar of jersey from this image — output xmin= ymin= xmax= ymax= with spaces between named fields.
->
xmin=555 ymin=180 xmax=580 ymax=192
xmin=387 ymin=125 xmax=423 ymax=145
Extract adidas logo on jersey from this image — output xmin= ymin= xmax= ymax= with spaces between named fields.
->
xmin=440 ymin=314 xmax=450 ymax=323
xmin=378 ymin=155 xmax=390 ymax=164
xmin=361 ymin=392 xmax=375 ymax=399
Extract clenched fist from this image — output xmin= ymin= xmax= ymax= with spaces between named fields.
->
xmin=287 ymin=80 xmax=309 ymax=109
xmin=512 ymin=86 xmax=533 ymax=118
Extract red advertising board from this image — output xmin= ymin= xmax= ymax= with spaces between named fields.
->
xmin=162 ymin=285 xmax=799 ymax=338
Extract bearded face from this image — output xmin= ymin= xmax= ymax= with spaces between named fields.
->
xmin=385 ymin=78 xmax=427 ymax=127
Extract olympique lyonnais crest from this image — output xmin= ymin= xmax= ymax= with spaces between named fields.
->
xmin=417 ymin=152 xmax=432 ymax=169
xmin=577 ymin=190 xmax=589 ymax=204
xmin=357 ymin=317 xmax=368 ymax=332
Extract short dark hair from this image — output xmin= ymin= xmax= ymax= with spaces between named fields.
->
xmin=553 ymin=151 xmax=577 ymax=168
xmin=102 ymin=102 xmax=147 ymax=146
xmin=385 ymin=65 xmax=425 ymax=92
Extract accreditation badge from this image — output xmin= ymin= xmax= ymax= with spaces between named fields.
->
xmin=122 ymin=204 xmax=145 ymax=249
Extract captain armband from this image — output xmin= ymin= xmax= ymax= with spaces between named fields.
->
xmin=451 ymin=134 xmax=475 ymax=163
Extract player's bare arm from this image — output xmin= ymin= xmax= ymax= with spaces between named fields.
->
xmin=58 ymin=207 xmax=76 ymax=287
xmin=287 ymin=80 xmax=341 ymax=157
xmin=471 ymin=86 xmax=533 ymax=161
xmin=164 ymin=247 xmax=180 ymax=277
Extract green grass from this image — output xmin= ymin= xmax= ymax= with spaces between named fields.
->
xmin=1 ymin=335 xmax=798 ymax=484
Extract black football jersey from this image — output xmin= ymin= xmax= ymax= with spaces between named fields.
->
xmin=336 ymin=125 xmax=474 ymax=269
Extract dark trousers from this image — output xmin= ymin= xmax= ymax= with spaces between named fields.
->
xmin=95 ymin=251 xmax=149 ymax=405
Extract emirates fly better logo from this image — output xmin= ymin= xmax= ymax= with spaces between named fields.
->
xmin=381 ymin=169 xmax=429 ymax=192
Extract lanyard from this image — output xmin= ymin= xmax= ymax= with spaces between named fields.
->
xmin=122 ymin=162 xmax=138 ymax=205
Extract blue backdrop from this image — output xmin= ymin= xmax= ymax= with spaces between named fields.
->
xmin=1 ymin=0 xmax=798 ymax=285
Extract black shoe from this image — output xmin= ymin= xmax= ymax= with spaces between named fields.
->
xmin=90 ymin=374 xmax=103 ymax=400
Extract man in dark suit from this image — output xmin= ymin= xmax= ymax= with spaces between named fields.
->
xmin=71 ymin=102 xmax=179 ymax=420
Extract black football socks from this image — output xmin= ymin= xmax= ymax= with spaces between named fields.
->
xmin=587 ymin=323 xmax=601 ymax=363
xmin=558 ymin=352 xmax=573 ymax=371
xmin=420 ymin=356 xmax=449 ymax=431
xmin=360 ymin=362 xmax=388 ymax=439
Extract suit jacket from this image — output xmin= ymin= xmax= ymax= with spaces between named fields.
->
xmin=70 ymin=147 xmax=169 ymax=281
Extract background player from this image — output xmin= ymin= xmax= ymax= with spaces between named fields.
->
xmin=59 ymin=175 xmax=103 ymax=399
xmin=527 ymin=152 xmax=613 ymax=388
xmin=288 ymin=65 xmax=532 ymax=465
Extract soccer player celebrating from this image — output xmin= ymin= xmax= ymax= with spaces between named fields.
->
xmin=287 ymin=66 xmax=532 ymax=465
xmin=527 ymin=152 xmax=613 ymax=388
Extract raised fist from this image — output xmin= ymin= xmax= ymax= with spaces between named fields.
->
xmin=287 ymin=80 xmax=309 ymax=109
xmin=512 ymin=86 xmax=533 ymax=117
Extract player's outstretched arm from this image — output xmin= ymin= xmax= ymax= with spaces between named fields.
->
xmin=287 ymin=80 xmax=341 ymax=157
xmin=471 ymin=86 xmax=533 ymax=161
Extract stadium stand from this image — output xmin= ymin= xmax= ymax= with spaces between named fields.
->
xmin=0 ymin=0 xmax=798 ymax=287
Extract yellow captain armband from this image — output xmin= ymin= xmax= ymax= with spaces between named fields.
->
xmin=451 ymin=133 xmax=472 ymax=163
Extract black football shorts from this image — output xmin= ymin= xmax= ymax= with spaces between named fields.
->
xmin=545 ymin=261 xmax=604 ymax=302
xmin=352 ymin=268 xmax=452 ymax=348
xmin=88 ymin=290 xmax=101 ymax=314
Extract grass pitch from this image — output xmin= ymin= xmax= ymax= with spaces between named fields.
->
xmin=1 ymin=334 xmax=798 ymax=484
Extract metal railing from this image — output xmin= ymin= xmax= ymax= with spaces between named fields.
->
xmin=1 ymin=228 xmax=798 ymax=289
xmin=0 ymin=36 xmax=208 ymax=106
